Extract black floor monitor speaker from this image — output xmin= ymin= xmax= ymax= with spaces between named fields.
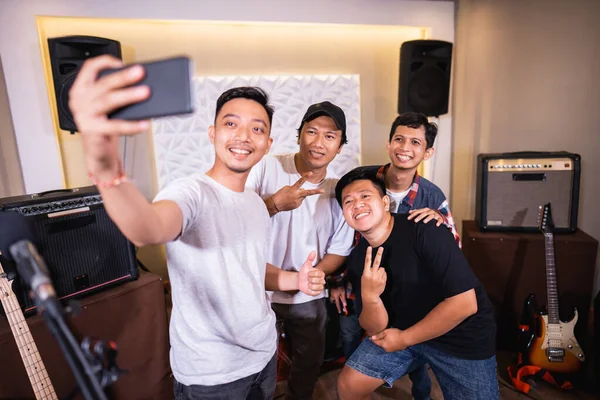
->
xmin=398 ymin=40 xmax=453 ymax=117
xmin=0 ymin=186 xmax=138 ymax=314
xmin=48 ymin=36 xmax=122 ymax=132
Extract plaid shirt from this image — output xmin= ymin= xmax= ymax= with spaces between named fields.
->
xmin=329 ymin=165 xmax=461 ymax=291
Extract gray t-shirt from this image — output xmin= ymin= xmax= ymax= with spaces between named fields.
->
xmin=154 ymin=174 xmax=277 ymax=386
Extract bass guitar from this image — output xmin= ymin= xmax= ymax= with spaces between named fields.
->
xmin=0 ymin=259 xmax=58 ymax=399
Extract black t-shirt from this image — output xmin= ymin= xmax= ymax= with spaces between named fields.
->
xmin=346 ymin=214 xmax=496 ymax=360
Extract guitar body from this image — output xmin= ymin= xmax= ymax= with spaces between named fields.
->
xmin=528 ymin=308 xmax=584 ymax=374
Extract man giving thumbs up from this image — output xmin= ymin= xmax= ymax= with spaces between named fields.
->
xmin=246 ymin=102 xmax=354 ymax=400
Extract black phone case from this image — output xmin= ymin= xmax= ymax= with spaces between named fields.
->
xmin=99 ymin=56 xmax=194 ymax=120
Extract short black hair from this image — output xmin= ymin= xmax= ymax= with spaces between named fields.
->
xmin=215 ymin=86 xmax=274 ymax=127
xmin=335 ymin=166 xmax=386 ymax=206
xmin=388 ymin=112 xmax=438 ymax=149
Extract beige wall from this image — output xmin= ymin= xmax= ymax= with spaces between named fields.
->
xmin=452 ymin=0 xmax=600 ymax=296
xmin=0 ymin=57 xmax=24 ymax=198
xmin=37 ymin=17 xmax=428 ymax=191
xmin=0 ymin=0 xmax=455 ymax=195
xmin=36 ymin=17 xmax=430 ymax=276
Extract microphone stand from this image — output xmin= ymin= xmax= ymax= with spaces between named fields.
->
xmin=36 ymin=284 xmax=109 ymax=400
xmin=5 ymin=238 xmax=123 ymax=400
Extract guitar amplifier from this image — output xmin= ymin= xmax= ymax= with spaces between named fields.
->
xmin=476 ymin=151 xmax=580 ymax=232
xmin=0 ymin=186 xmax=139 ymax=314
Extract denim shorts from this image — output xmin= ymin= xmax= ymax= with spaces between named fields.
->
xmin=346 ymin=338 xmax=499 ymax=400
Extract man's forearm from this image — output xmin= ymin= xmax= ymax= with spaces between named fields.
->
xmin=265 ymin=263 xmax=298 ymax=291
xmin=316 ymin=254 xmax=346 ymax=276
xmin=264 ymin=197 xmax=279 ymax=217
xmin=359 ymin=298 xmax=389 ymax=336
xmin=98 ymin=183 xmax=180 ymax=247
xmin=402 ymin=289 xmax=477 ymax=346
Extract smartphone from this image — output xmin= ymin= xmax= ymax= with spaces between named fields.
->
xmin=98 ymin=55 xmax=195 ymax=120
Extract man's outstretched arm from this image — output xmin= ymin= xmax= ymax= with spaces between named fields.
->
xmin=70 ymin=55 xmax=183 ymax=247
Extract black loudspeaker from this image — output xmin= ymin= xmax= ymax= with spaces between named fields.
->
xmin=48 ymin=36 xmax=122 ymax=132
xmin=0 ymin=186 xmax=138 ymax=314
xmin=476 ymin=151 xmax=580 ymax=232
xmin=398 ymin=40 xmax=453 ymax=117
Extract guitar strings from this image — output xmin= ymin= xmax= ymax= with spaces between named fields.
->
xmin=0 ymin=266 xmax=57 ymax=400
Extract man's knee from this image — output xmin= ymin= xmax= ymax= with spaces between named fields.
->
xmin=337 ymin=368 xmax=354 ymax=399
xmin=337 ymin=366 xmax=373 ymax=400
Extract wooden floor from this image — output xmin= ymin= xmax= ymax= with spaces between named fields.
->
xmin=275 ymin=351 xmax=599 ymax=400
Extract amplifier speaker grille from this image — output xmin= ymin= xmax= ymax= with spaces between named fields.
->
xmin=0 ymin=186 xmax=138 ymax=313
xmin=485 ymin=171 xmax=572 ymax=228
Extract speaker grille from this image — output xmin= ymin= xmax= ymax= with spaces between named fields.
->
xmin=0 ymin=187 xmax=138 ymax=313
xmin=407 ymin=66 xmax=449 ymax=116
xmin=58 ymin=72 xmax=77 ymax=127
xmin=485 ymin=171 xmax=572 ymax=228
xmin=398 ymin=40 xmax=453 ymax=116
xmin=48 ymin=36 xmax=122 ymax=132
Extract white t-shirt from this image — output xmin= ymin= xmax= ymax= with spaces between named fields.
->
xmin=387 ymin=187 xmax=411 ymax=213
xmin=247 ymin=153 xmax=354 ymax=305
xmin=154 ymin=174 xmax=277 ymax=386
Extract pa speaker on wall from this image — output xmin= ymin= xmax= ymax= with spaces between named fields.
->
xmin=48 ymin=35 xmax=122 ymax=132
xmin=398 ymin=40 xmax=453 ymax=117
xmin=0 ymin=186 xmax=138 ymax=314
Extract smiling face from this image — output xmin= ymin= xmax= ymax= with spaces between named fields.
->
xmin=340 ymin=179 xmax=390 ymax=234
xmin=297 ymin=115 xmax=343 ymax=172
xmin=209 ymin=97 xmax=273 ymax=174
xmin=386 ymin=125 xmax=434 ymax=172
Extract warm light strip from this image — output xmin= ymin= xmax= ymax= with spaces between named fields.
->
xmin=35 ymin=15 xmax=430 ymax=33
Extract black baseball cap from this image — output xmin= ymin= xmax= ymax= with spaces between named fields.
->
xmin=300 ymin=101 xmax=347 ymax=141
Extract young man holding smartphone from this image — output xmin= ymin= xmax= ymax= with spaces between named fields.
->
xmin=68 ymin=55 xmax=326 ymax=400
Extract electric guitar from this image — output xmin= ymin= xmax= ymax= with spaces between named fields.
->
xmin=0 ymin=260 xmax=58 ymax=400
xmin=525 ymin=203 xmax=585 ymax=373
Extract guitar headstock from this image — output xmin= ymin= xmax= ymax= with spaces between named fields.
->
xmin=537 ymin=203 xmax=554 ymax=234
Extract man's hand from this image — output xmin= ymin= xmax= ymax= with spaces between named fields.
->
xmin=69 ymin=55 xmax=151 ymax=178
xmin=407 ymin=208 xmax=444 ymax=227
xmin=298 ymin=251 xmax=325 ymax=296
xmin=371 ymin=328 xmax=410 ymax=352
xmin=361 ymin=247 xmax=386 ymax=304
xmin=329 ymin=285 xmax=347 ymax=314
xmin=270 ymin=172 xmax=324 ymax=212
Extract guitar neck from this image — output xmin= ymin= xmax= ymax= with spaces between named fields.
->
xmin=544 ymin=232 xmax=561 ymax=324
xmin=0 ymin=274 xmax=58 ymax=400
